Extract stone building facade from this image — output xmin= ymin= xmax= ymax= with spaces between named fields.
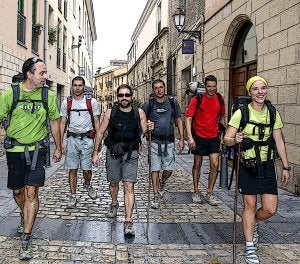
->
xmin=168 ymin=0 xmax=300 ymax=194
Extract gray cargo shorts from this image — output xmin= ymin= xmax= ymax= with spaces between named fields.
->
xmin=106 ymin=149 xmax=138 ymax=183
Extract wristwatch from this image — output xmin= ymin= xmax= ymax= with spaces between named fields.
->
xmin=283 ymin=166 xmax=291 ymax=171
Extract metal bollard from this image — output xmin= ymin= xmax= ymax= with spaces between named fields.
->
xmin=219 ymin=143 xmax=228 ymax=189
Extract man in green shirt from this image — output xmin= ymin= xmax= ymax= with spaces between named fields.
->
xmin=0 ymin=57 xmax=62 ymax=260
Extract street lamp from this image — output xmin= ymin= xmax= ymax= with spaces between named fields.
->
xmin=172 ymin=7 xmax=201 ymax=42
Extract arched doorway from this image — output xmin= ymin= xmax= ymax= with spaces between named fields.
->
xmin=229 ymin=21 xmax=258 ymax=113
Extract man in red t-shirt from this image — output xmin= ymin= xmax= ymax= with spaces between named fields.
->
xmin=185 ymin=75 xmax=226 ymax=206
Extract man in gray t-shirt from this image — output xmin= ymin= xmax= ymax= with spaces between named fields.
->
xmin=60 ymin=76 xmax=101 ymax=208
xmin=143 ymin=79 xmax=184 ymax=209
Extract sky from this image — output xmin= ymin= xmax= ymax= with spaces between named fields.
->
xmin=93 ymin=0 xmax=148 ymax=71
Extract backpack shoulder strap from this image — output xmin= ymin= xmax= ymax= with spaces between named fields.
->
xmin=195 ymin=93 xmax=202 ymax=112
xmin=239 ymin=104 xmax=249 ymax=131
xmin=41 ymin=85 xmax=49 ymax=126
xmin=4 ymin=83 xmax=20 ymax=130
xmin=86 ymin=97 xmax=95 ymax=130
xmin=265 ymin=100 xmax=276 ymax=130
xmin=146 ymin=97 xmax=155 ymax=118
xmin=108 ymin=105 xmax=118 ymax=132
xmin=11 ymin=82 xmax=20 ymax=112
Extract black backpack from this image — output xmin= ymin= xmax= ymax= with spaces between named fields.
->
xmin=194 ymin=92 xmax=224 ymax=117
xmin=3 ymin=82 xmax=49 ymax=130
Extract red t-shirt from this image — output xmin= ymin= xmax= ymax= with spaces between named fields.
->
xmin=185 ymin=93 xmax=225 ymax=139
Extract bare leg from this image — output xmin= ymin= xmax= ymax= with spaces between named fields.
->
xmin=109 ymin=182 xmax=119 ymax=204
xmin=207 ymin=153 xmax=219 ymax=192
xmin=124 ymin=181 xmax=135 ymax=222
xmin=69 ymin=169 xmax=78 ymax=194
xmin=83 ymin=170 xmax=92 ymax=185
xmin=192 ymin=155 xmax=203 ymax=192
xmin=242 ymin=195 xmax=257 ymax=242
xmin=151 ymin=171 xmax=159 ymax=193
xmin=255 ymin=194 xmax=278 ymax=222
xmin=13 ymin=187 xmax=25 ymax=213
xmin=161 ymin=170 xmax=172 ymax=182
xmin=23 ymin=186 xmax=39 ymax=234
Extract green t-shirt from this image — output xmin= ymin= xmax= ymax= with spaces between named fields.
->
xmin=0 ymin=82 xmax=60 ymax=152
xmin=228 ymin=104 xmax=283 ymax=161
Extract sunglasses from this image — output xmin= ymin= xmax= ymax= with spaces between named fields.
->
xmin=27 ymin=57 xmax=43 ymax=72
xmin=117 ymin=93 xmax=131 ymax=97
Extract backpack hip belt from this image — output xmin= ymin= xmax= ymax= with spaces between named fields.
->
xmin=67 ymin=130 xmax=95 ymax=139
xmin=4 ymin=136 xmax=49 ymax=171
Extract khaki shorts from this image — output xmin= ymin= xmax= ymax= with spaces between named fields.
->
xmin=106 ymin=149 xmax=138 ymax=183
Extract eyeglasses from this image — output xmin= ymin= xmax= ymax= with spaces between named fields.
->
xmin=117 ymin=93 xmax=131 ymax=97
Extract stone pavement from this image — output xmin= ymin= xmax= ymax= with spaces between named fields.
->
xmin=0 ymin=141 xmax=299 ymax=263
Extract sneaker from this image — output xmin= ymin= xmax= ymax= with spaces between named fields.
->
xmin=192 ymin=192 xmax=205 ymax=204
xmin=17 ymin=212 xmax=24 ymax=235
xmin=67 ymin=194 xmax=77 ymax=209
xmin=151 ymin=193 xmax=160 ymax=209
xmin=106 ymin=202 xmax=119 ymax=218
xmin=244 ymin=245 xmax=259 ymax=264
xmin=124 ymin=221 xmax=135 ymax=237
xmin=84 ymin=183 xmax=97 ymax=200
xmin=205 ymin=192 xmax=219 ymax=206
xmin=253 ymin=223 xmax=259 ymax=245
xmin=159 ymin=180 xmax=166 ymax=194
xmin=19 ymin=235 xmax=33 ymax=260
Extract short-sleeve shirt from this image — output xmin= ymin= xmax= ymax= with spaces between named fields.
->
xmin=185 ymin=93 xmax=225 ymax=139
xmin=0 ymin=82 xmax=60 ymax=152
xmin=143 ymin=97 xmax=182 ymax=143
xmin=228 ymin=104 xmax=283 ymax=161
xmin=60 ymin=96 xmax=100 ymax=134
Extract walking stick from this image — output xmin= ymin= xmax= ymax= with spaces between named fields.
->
xmin=233 ymin=138 xmax=241 ymax=264
xmin=146 ymin=130 xmax=152 ymax=242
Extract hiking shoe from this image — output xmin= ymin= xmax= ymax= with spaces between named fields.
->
xmin=244 ymin=245 xmax=259 ymax=264
xmin=192 ymin=192 xmax=205 ymax=204
xmin=205 ymin=192 xmax=219 ymax=206
xmin=106 ymin=202 xmax=119 ymax=218
xmin=253 ymin=223 xmax=259 ymax=245
xmin=19 ymin=235 xmax=33 ymax=260
xmin=84 ymin=183 xmax=97 ymax=200
xmin=159 ymin=180 xmax=166 ymax=194
xmin=124 ymin=221 xmax=135 ymax=237
xmin=151 ymin=193 xmax=160 ymax=209
xmin=67 ymin=194 xmax=77 ymax=209
xmin=17 ymin=212 xmax=24 ymax=235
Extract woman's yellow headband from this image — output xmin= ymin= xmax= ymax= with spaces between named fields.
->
xmin=246 ymin=76 xmax=268 ymax=91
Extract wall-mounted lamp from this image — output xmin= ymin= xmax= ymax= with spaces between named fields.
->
xmin=71 ymin=35 xmax=83 ymax=49
xmin=172 ymin=8 xmax=201 ymax=42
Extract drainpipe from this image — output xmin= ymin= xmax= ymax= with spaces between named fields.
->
xmin=43 ymin=0 xmax=49 ymax=63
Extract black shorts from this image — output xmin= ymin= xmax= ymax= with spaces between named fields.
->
xmin=6 ymin=147 xmax=47 ymax=190
xmin=238 ymin=161 xmax=278 ymax=195
xmin=192 ymin=136 xmax=220 ymax=156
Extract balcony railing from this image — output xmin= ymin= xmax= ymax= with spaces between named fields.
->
xmin=17 ymin=12 xmax=26 ymax=45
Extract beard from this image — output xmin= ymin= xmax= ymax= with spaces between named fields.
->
xmin=118 ymin=99 xmax=131 ymax=108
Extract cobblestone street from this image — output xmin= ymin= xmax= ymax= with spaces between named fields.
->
xmin=0 ymin=142 xmax=299 ymax=263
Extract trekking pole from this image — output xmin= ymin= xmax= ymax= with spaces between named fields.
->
xmin=146 ymin=130 xmax=152 ymax=242
xmin=233 ymin=136 xmax=241 ymax=264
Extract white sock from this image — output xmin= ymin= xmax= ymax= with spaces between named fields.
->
xmin=246 ymin=241 xmax=254 ymax=247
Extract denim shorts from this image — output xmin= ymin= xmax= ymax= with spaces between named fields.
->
xmin=65 ymin=136 xmax=94 ymax=170
xmin=7 ymin=147 xmax=47 ymax=190
xmin=151 ymin=142 xmax=175 ymax=172
xmin=106 ymin=149 xmax=139 ymax=183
